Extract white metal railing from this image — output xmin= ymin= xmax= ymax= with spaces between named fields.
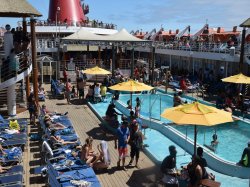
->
xmin=19 ymin=20 xmax=117 ymax=30
xmin=154 ymin=41 xmax=243 ymax=54
xmin=0 ymin=51 xmax=31 ymax=83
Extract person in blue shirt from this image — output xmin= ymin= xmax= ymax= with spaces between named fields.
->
xmin=115 ymin=121 xmax=130 ymax=170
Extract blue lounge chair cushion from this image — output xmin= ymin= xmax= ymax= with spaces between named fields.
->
xmin=0 ymin=174 xmax=23 ymax=185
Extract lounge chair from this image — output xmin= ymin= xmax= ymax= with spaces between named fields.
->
xmin=0 ymin=173 xmax=23 ymax=186
xmin=0 ymin=165 xmax=23 ymax=176
xmin=47 ymin=163 xmax=101 ymax=187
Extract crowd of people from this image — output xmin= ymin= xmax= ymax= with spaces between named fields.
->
xmin=1 ymin=24 xmax=30 ymax=82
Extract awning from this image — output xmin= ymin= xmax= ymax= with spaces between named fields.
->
xmin=62 ymin=28 xmax=150 ymax=43
xmin=65 ymin=45 xmax=99 ymax=51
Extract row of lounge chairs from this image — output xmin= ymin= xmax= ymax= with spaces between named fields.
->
xmin=0 ymin=116 xmax=28 ymax=186
xmin=39 ymin=110 xmax=101 ymax=186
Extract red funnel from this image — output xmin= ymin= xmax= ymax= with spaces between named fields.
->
xmin=48 ymin=0 xmax=85 ymax=25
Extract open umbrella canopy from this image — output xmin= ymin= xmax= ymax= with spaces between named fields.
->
xmin=161 ymin=102 xmax=233 ymax=126
xmin=161 ymin=102 xmax=233 ymax=155
xmin=82 ymin=66 xmax=111 ymax=75
xmin=221 ymin=73 xmax=250 ymax=84
xmin=109 ymin=79 xmax=154 ymax=92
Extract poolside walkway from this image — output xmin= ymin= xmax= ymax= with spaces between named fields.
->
xmin=18 ymin=84 xmax=163 ymax=187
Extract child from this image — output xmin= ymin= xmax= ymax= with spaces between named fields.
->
xmin=72 ymin=86 xmax=76 ymax=98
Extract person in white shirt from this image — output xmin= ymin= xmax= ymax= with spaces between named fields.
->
xmin=94 ymin=84 xmax=101 ymax=102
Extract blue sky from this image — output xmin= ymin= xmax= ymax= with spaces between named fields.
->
xmin=0 ymin=0 xmax=249 ymax=33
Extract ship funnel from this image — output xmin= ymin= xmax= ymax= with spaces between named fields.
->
xmin=48 ymin=0 xmax=85 ymax=25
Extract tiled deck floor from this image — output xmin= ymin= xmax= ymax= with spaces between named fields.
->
xmin=18 ymin=84 xmax=162 ymax=187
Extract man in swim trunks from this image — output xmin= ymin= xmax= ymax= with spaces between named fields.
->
xmin=115 ymin=121 xmax=130 ymax=170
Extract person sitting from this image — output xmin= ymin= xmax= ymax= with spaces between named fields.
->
xmin=161 ymin=145 xmax=179 ymax=187
xmin=127 ymin=99 xmax=132 ymax=109
xmin=9 ymin=118 xmax=20 ymax=131
xmin=94 ymin=84 xmax=102 ymax=103
xmin=86 ymin=85 xmax=94 ymax=101
xmin=224 ymin=104 xmax=232 ymax=113
xmin=50 ymin=130 xmax=78 ymax=146
xmin=136 ymin=97 xmax=141 ymax=106
xmin=187 ymin=155 xmax=206 ymax=187
xmin=41 ymin=104 xmax=54 ymax=116
xmin=80 ymin=137 xmax=99 ymax=166
xmin=211 ymin=133 xmax=219 ymax=147
xmin=0 ymin=164 xmax=10 ymax=173
xmin=197 ymin=147 xmax=207 ymax=167
xmin=238 ymin=141 xmax=250 ymax=167
xmin=105 ymin=103 xmax=122 ymax=121
xmin=100 ymin=84 xmax=107 ymax=101
xmin=92 ymin=140 xmax=111 ymax=170
xmin=180 ymin=76 xmax=188 ymax=92
xmin=44 ymin=115 xmax=66 ymax=130
xmin=173 ymin=92 xmax=183 ymax=107
xmin=112 ymin=90 xmax=120 ymax=101
xmin=0 ymin=144 xmax=7 ymax=155
xmin=135 ymin=102 xmax=141 ymax=118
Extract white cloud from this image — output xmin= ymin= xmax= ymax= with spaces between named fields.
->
xmin=108 ymin=0 xmax=250 ymax=32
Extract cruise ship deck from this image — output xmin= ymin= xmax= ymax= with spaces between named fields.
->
xmin=18 ymin=84 xmax=160 ymax=187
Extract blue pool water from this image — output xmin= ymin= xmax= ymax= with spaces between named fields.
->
xmin=119 ymin=94 xmax=250 ymax=163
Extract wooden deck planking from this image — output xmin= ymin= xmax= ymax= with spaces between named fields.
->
xmin=18 ymin=84 xmax=162 ymax=187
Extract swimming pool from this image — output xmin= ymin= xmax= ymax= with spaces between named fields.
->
xmin=119 ymin=93 xmax=250 ymax=163
xmin=88 ymin=99 xmax=250 ymax=186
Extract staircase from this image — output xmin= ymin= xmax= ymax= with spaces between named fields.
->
xmin=0 ymin=51 xmax=32 ymax=115
xmin=0 ymin=82 xmax=26 ymax=115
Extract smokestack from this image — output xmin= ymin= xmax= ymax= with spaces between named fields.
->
xmin=48 ymin=0 xmax=85 ymax=25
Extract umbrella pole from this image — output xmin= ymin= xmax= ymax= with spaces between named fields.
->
xmin=130 ymin=92 xmax=133 ymax=111
xmin=194 ymin=125 xmax=197 ymax=156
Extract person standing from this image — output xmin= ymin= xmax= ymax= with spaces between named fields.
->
xmin=63 ymin=67 xmax=68 ymax=83
xmin=65 ymin=79 xmax=72 ymax=104
xmin=27 ymin=93 xmax=37 ymax=124
xmin=77 ymin=78 xmax=86 ymax=99
xmin=128 ymin=123 xmax=143 ymax=168
xmin=115 ymin=121 xmax=130 ymax=171
xmin=161 ymin=145 xmax=179 ymax=187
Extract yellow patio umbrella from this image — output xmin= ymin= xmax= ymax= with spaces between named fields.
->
xmin=82 ymin=66 xmax=111 ymax=82
xmin=161 ymin=102 xmax=233 ymax=155
xmin=82 ymin=66 xmax=111 ymax=75
xmin=221 ymin=73 xmax=250 ymax=84
xmin=109 ymin=79 xmax=154 ymax=108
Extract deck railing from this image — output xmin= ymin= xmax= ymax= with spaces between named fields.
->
xmin=19 ymin=20 xmax=117 ymax=30
xmin=153 ymin=41 xmax=244 ymax=54
xmin=0 ymin=51 xmax=31 ymax=83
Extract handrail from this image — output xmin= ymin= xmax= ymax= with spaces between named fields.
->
xmin=0 ymin=51 xmax=31 ymax=85
xmin=18 ymin=20 xmax=117 ymax=30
